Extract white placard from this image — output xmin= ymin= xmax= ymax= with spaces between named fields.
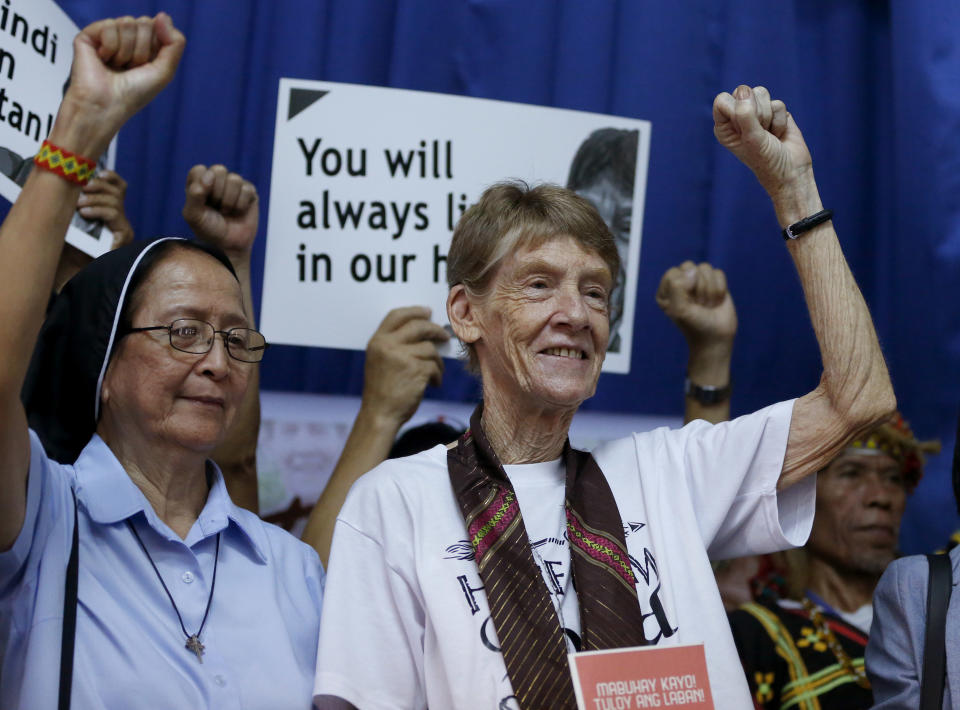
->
xmin=262 ymin=79 xmax=650 ymax=373
xmin=0 ymin=0 xmax=116 ymax=258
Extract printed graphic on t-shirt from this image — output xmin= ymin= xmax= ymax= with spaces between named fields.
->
xmin=446 ymin=534 xmax=579 ymax=646
xmin=444 ymin=519 xmax=678 ymax=707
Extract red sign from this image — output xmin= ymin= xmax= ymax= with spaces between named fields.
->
xmin=569 ymin=643 xmax=714 ymax=710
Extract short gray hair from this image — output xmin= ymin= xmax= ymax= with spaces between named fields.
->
xmin=447 ymin=181 xmax=619 ymax=373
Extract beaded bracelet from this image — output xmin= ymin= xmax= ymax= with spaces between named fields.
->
xmin=33 ymin=140 xmax=96 ymax=186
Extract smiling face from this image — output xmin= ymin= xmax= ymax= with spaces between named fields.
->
xmin=98 ymin=248 xmax=251 ymax=455
xmin=460 ymin=235 xmax=612 ymax=416
xmin=806 ymin=449 xmax=907 ymax=578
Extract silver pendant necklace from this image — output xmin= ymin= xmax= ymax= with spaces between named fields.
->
xmin=127 ymin=519 xmax=220 ymax=663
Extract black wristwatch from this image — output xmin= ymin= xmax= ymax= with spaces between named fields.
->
xmin=684 ymin=377 xmax=732 ymax=405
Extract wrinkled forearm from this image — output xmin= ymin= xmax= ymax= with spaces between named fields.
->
xmin=777 ymin=174 xmax=895 ymax=488
xmin=0 ymin=99 xmax=111 ymax=549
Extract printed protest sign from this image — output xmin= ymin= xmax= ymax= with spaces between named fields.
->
xmin=0 ymin=0 xmax=116 ymax=258
xmin=569 ymin=643 xmax=714 ymax=709
xmin=262 ymin=79 xmax=650 ymax=373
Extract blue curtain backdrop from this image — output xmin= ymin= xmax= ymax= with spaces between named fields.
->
xmin=49 ymin=0 xmax=960 ymax=553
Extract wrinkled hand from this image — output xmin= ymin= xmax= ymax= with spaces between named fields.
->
xmin=362 ymin=307 xmax=450 ymax=427
xmin=182 ymin=165 xmax=258 ymax=258
xmin=656 ymin=261 xmax=737 ymax=347
xmin=713 ymin=85 xmax=813 ymax=199
xmin=65 ymin=14 xmax=185 ymax=151
xmin=76 ymin=170 xmax=133 ymax=248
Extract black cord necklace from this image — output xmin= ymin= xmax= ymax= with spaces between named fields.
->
xmin=126 ymin=519 xmax=220 ymax=663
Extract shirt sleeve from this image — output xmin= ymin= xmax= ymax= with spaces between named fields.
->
xmin=668 ymin=399 xmax=815 ymax=559
xmin=865 ymin=556 xmax=925 ymax=709
xmin=314 ymin=482 xmax=426 ymax=710
xmin=0 ymin=430 xmax=73 ymax=590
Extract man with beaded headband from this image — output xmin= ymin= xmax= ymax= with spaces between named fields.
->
xmin=729 ymin=415 xmax=938 ymax=709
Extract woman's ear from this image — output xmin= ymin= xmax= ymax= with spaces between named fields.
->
xmin=99 ymin=366 xmax=112 ymax=406
xmin=447 ymin=284 xmax=482 ymax=345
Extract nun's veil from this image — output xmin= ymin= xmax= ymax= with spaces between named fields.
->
xmin=21 ymin=237 xmax=236 ymax=464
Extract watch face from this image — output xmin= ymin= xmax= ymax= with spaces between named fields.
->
xmin=697 ymin=389 xmax=723 ymax=406
xmin=685 ymin=378 xmax=731 ymax=405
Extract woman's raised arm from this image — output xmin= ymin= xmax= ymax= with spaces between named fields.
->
xmin=0 ymin=14 xmax=184 ymax=550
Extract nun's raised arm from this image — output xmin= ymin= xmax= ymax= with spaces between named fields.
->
xmin=0 ymin=14 xmax=184 ymax=550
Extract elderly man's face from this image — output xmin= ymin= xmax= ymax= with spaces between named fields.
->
xmin=806 ymin=449 xmax=907 ymax=577
xmin=472 ymin=235 xmax=612 ymax=414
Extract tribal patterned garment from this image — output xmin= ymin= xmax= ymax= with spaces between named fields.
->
xmin=729 ymin=601 xmax=873 ymax=710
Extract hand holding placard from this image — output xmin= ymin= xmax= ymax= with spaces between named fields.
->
xmin=362 ymin=305 xmax=449 ymax=427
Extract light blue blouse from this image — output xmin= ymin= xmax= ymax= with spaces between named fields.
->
xmin=0 ymin=431 xmax=323 ymax=709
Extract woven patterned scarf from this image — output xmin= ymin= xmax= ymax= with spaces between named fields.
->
xmin=447 ymin=404 xmax=648 ymax=709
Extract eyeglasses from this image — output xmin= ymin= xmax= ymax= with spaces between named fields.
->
xmin=122 ymin=318 xmax=269 ymax=363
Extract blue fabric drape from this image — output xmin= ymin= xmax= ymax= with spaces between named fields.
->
xmin=47 ymin=0 xmax=960 ymax=552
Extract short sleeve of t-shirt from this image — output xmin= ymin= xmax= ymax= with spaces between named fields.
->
xmin=601 ymin=399 xmax=813 ymax=560
xmin=679 ymin=399 xmax=813 ymax=557
xmin=314 ymin=480 xmax=427 ymax=710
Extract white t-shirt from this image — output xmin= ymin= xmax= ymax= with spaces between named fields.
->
xmin=505 ymin=458 xmax=582 ymax=653
xmin=314 ymin=400 xmax=814 ymax=709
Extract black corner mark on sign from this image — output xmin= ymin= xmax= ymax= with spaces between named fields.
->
xmin=288 ymin=89 xmax=329 ymax=121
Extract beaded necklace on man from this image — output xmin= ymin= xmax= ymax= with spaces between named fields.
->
xmin=801 ymin=596 xmax=870 ymax=688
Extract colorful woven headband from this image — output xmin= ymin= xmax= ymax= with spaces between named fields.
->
xmin=34 ymin=140 xmax=96 ymax=186
xmin=847 ymin=412 xmax=940 ymax=489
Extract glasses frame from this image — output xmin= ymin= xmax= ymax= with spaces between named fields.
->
xmin=122 ymin=318 xmax=269 ymax=363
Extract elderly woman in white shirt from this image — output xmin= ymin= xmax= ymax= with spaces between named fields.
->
xmin=314 ymin=85 xmax=896 ymax=709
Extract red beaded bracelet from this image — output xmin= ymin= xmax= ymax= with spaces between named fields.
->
xmin=33 ymin=140 xmax=96 ymax=186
